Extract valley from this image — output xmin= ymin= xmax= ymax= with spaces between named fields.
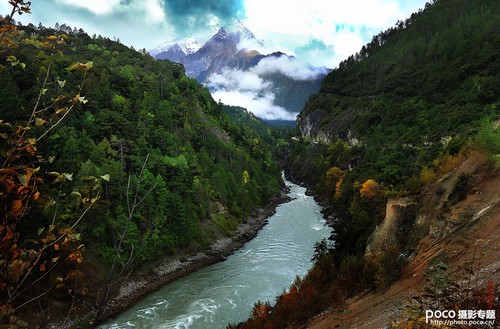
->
xmin=0 ymin=0 xmax=499 ymax=328
xmin=102 ymin=179 xmax=331 ymax=328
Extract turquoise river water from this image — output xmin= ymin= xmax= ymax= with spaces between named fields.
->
xmin=101 ymin=179 xmax=332 ymax=328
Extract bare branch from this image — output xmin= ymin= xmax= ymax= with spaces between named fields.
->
xmin=15 ymin=287 xmax=52 ymax=312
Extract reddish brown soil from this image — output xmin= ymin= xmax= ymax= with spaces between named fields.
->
xmin=307 ymin=163 xmax=499 ymax=329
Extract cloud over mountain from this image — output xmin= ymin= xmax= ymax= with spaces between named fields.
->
xmin=208 ymin=67 xmax=289 ymax=120
xmin=211 ymin=89 xmax=296 ymax=121
xmin=4 ymin=0 xmax=428 ymax=70
xmin=209 ymin=68 xmax=271 ymax=92
xmin=251 ymin=55 xmax=328 ymax=81
xmin=207 ymin=55 xmax=326 ymax=121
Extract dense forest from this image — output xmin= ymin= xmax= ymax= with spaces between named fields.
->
xmin=0 ymin=2 xmax=291 ymax=326
xmin=289 ymin=0 xmax=499 ymax=258
xmin=294 ymin=0 xmax=498 ymax=186
xmin=1 ymin=0 xmax=499 ymax=327
xmin=236 ymin=0 xmax=499 ymax=327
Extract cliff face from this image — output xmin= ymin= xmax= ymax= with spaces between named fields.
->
xmin=365 ymin=197 xmax=417 ymax=258
xmin=297 ymin=99 xmax=360 ymax=146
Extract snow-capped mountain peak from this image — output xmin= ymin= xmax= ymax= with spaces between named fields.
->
xmin=148 ymin=20 xmax=327 ymax=123
xmin=150 ymin=19 xmax=261 ymax=59
xmin=177 ymin=37 xmax=203 ymax=55
xmin=149 ymin=36 xmax=202 ymax=58
xmin=227 ymin=18 xmax=255 ymax=39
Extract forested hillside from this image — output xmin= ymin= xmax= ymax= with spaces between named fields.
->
xmin=287 ymin=0 xmax=499 ymax=256
xmin=236 ymin=0 xmax=499 ymax=327
xmin=294 ymin=0 xmax=498 ymax=187
xmin=0 ymin=4 xmax=286 ymax=326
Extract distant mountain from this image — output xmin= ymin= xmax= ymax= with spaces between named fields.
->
xmin=150 ymin=37 xmax=202 ymax=63
xmin=152 ymin=19 xmax=261 ymax=78
xmin=151 ymin=19 xmax=328 ymax=122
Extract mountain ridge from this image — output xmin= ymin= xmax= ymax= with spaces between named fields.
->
xmin=234 ymin=0 xmax=499 ymax=327
xmin=151 ymin=20 xmax=328 ymax=122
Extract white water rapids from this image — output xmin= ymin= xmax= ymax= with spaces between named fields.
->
xmin=101 ymin=179 xmax=332 ymax=328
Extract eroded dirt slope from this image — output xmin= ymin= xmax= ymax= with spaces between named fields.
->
xmin=307 ymin=157 xmax=500 ymax=329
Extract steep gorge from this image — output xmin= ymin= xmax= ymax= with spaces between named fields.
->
xmin=235 ymin=0 xmax=499 ymax=327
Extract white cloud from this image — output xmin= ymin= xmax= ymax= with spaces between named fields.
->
xmin=208 ymin=67 xmax=301 ymax=120
xmin=207 ymin=56 xmax=326 ymax=120
xmin=243 ymin=0 xmax=427 ymax=67
xmin=210 ymin=68 xmax=272 ymax=91
xmin=212 ymin=90 xmax=297 ymax=121
xmin=144 ymin=0 xmax=166 ymax=23
xmin=236 ymin=37 xmax=266 ymax=54
xmin=330 ymin=28 xmax=365 ymax=66
xmin=251 ymin=55 xmax=328 ymax=81
xmin=55 ymin=0 xmax=165 ymax=26
xmin=56 ymin=0 xmax=120 ymax=15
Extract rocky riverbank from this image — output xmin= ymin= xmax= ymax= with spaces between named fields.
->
xmin=87 ymin=187 xmax=291 ymax=327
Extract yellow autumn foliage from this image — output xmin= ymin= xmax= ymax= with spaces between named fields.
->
xmin=326 ymin=166 xmax=343 ymax=185
xmin=360 ymin=179 xmax=381 ymax=198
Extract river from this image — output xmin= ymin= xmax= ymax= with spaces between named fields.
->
xmin=101 ymin=179 xmax=332 ymax=329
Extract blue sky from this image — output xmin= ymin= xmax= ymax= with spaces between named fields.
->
xmin=2 ymin=0 xmax=428 ymax=68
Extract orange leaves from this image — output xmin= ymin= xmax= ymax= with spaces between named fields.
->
xmin=0 ymin=17 xmax=20 ymax=57
xmin=40 ymin=233 xmax=55 ymax=245
xmin=39 ymin=34 xmax=68 ymax=49
xmin=0 ymin=171 xmax=16 ymax=193
xmin=66 ymin=251 xmax=83 ymax=264
xmin=0 ymin=162 xmax=41 ymax=219
xmin=0 ymin=22 xmax=17 ymax=33
xmin=7 ymin=0 xmax=32 ymax=16
xmin=360 ymin=179 xmax=381 ymax=199
xmin=420 ymin=166 xmax=437 ymax=185
xmin=39 ymin=41 xmax=52 ymax=48
xmin=0 ymin=225 xmax=14 ymax=246
xmin=326 ymin=166 xmax=343 ymax=184
xmin=0 ymin=1 xmax=91 ymax=311
xmin=10 ymin=199 xmax=23 ymax=217
xmin=434 ymin=153 xmax=463 ymax=175
xmin=7 ymin=259 xmax=28 ymax=283
xmin=1 ymin=241 xmax=35 ymax=285
xmin=251 ymin=301 xmax=272 ymax=321
xmin=64 ymin=269 xmax=84 ymax=282
xmin=35 ymin=117 xmax=46 ymax=126
xmin=335 ymin=177 xmax=344 ymax=200
xmin=325 ymin=166 xmax=345 ymax=200
xmin=325 ymin=166 xmax=343 ymax=191
xmin=419 ymin=153 xmax=467 ymax=187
